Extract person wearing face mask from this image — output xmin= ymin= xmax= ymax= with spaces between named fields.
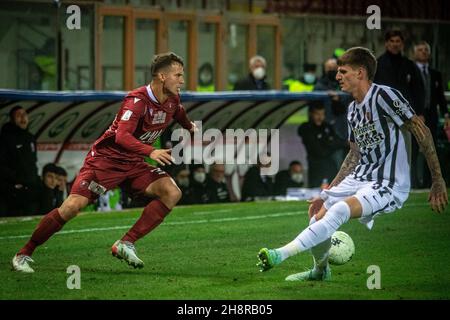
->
xmin=197 ymin=62 xmax=215 ymax=92
xmin=188 ymin=164 xmax=209 ymax=204
xmin=0 ymin=106 xmax=40 ymax=217
xmin=173 ymin=166 xmax=193 ymax=205
xmin=206 ymin=163 xmax=230 ymax=203
xmin=274 ymin=161 xmax=305 ymax=196
xmin=233 ymin=55 xmax=270 ymax=91
xmin=284 ymin=63 xmax=317 ymax=92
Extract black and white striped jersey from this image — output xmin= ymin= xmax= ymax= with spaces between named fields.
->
xmin=347 ymin=83 xmax=415 ymax=192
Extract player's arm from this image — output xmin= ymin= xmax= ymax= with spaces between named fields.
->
xmin=403 ymin=115 xmax=448 ymax=213
xmin=308 ymin=141 xmax=360 ymax=217
xmin=173 ymin=104 xmax=197 ymax=132
xmin=329 ymin=141 xmax=360 ymax=188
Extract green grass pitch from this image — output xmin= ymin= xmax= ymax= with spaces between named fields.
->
xmin=0 ymin=192 xmax=449 ymax=300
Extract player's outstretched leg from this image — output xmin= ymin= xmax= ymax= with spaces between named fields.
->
xmin=12 ymin=195 xmax=88 ymax=273
xmin=285 ymin=215 xmax=332 ymax=281
xmin=112 ymin=177 xmax=181 ymax=269
xmin=257 ymin=201 xmax=351 ymax=272
xmin=285 ymin=264 xmax=331 ymax=282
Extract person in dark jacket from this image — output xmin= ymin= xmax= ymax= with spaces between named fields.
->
xmin=241 ymin=164 xmax=275 ymax=201
xmin=173 ymin=166 xmax=193 ymax=205
xmin=188 ymin=164 xmax=209 ymax=204
xmin=0 ymin=106 xmax=40 ymax=216
xmin=274 ymin=161 xmax=305 ymax=196
xmin=38 ymin=163 xmax=60 ymax=215
xmin=374 ymin=30 xmax=426 ymax=188
xmin=233 ymin=55 xmax=270 ymax=91
xmin=413 ymin=41 xmax=449 ymax=187
xmin=314 ymin=58 xmax=352 ymax=169
xmin=374 ymin=30 xmax=425 ymax=115
xmin=298 ymin=103 xmax=347 ymax=187
xmin=206 ymin=163 xmax=230 ymax=203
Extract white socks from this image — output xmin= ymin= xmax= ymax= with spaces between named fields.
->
xmin=276 ymin=201 xmax=351 ymax=262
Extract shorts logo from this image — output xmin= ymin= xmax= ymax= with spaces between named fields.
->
xmin=121 ymin=110 xmax=133 ymax=121
xmin=151 ymin=168 xmax=166 ymax=175
xmin=80 ymin=180 xmax=89 ymax=188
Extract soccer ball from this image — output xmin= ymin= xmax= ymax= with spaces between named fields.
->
xmin=328 ymin=231 xmax=355 ymax=265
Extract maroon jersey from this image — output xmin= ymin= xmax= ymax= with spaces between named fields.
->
xmin=91 ymin=85 xmax=192 ymax=162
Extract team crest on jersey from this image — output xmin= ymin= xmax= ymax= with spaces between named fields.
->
xmin=152 ymin=110 xmax=166 ymax=124
xmin=365 ymin=112 xmax=372 ymax=122
xmin=392 ymin=99 xmax=410 ymax=117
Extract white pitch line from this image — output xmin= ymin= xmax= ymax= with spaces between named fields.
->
xmin=0 ymin=210 xmax=306 ymax=241
xmin=193 ymin=209 xmax=233 ymax=215
xmin=0 ymin=202 xmax=431 ymax=241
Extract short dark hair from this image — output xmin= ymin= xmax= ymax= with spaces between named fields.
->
xmin=385 ymin=29 xmax=404 ymax=42
xmin=289 ymin=160 xmax=302 ymax=167
xmin=9 ymin=105 xmax=24 ymax=120
xmin=54 ymin=166 xmax=67 ymax=177
xmin=308 ymin=102 xmax=325 ymax=113
xmin=150 ymin=52 xmax=184 ymax=77
xmin=42 ymin=163 xmax=58 ymax=176
xmin=338 ymin=47 xmax=377 ymax=81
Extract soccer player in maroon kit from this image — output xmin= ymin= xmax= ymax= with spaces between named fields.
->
xmin=12 ymin=52 xmax=197 ymax=272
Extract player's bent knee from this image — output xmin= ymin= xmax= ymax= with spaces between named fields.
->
xmin=59 ymin=196 xmax=88 ymax=220
xmin=160 ymin=185 xmax=182 ymax=208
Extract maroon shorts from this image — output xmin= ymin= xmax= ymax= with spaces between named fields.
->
xmin=70 ymin=155 xmax=169 ymax=202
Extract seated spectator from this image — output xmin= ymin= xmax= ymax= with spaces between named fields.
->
xmin=54 ymin=166 xmax=68 ymax=207
xmin=274 ymin=161 xmax=305 ymax=196
xmin=38 ymin=163 xmax=60 ymax=215
xmin=173 ymin=166 xmax=193 ymax=205
xmin=241 ymin=162 xmax=275 ymax=201
xmin=206 ymin=163 xmax=230 ymax=204
xmin=188 ymin=164 xmax=209 ymax=204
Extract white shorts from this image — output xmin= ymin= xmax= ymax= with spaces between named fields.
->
xmin=322 ymin=176 xmax=409 ymax=229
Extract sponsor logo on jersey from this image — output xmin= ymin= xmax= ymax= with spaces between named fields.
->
xmin=139 ymin=129 xmax=163 ymax=144
xmin=353 ymin=123 xmax=384 ymax=149
xmin=152 ymin=110 xmax=166 ymax=124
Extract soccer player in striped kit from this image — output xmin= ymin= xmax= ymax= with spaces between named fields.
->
xmin=257 ymin=47 xmax=448 ymax=281
xmin=12 ymin=52 xmax=198 ymax=273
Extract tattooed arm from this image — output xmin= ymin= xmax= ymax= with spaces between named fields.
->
xmin=403 ymin=115 xmax=448 ymax=213
xmin=308 ymin=142 xmax=360 ymax=217
xmin=329 ymin=141 xmax=361 ymax=188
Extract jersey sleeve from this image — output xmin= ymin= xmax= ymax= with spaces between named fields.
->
xmin=173 ymin=103 xmax=193 ymax=130
xmin=115 ymin=97 xmax=154 ymax=157
xmin=377 ymin=87 xmax=415 ymax=127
